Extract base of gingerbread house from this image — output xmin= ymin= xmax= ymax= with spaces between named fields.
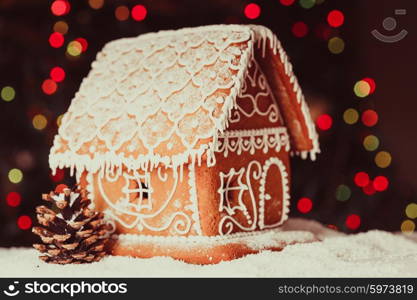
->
xmin=110 ymin=229 xmax=317 ymax=264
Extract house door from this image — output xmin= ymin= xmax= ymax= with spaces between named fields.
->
xmin=258 ymin=157 xmax=290 ymax=229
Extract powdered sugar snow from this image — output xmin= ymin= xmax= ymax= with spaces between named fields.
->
xmin=1 ymin=218 xmax=416 ymax=277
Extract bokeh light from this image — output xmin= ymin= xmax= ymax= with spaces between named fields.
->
xmin=32 ymin=114 xmax=48 ymax=130
xmin=373 ymin=175 xmax=389 ymax=191
xmin=328 ymin=37 xmax=344 ymax=54
xmin=17 ymin=215 xmax=32 ymax=230
xmin=353 ymin=80 xmax=371 ymax=98
xmin=115 ymin=5 xmax=129 ymax=21
xmin=345 ymin=214 xmax=361 ymax=230
xmin=362 ymin=77 xmax=376 ymax=94
xmin=75 ymin=38 xmax=88 ymax=52
xmin=1 ymin=86 xmax=15 ymax=102
xmin=361 ymin=109 xmax=378 ymax=127
xmin=327 ymin=10 xmax=344 ymax=28
xmin=375 ymin=151 xmax=392 ymax=168
xmin=354 ymin=171 xmax=369 ymax=187
xmin=280 ymin=0 xmax=295 ymax=6
xmin=297 ymin=197 xmax=313 ymax=213
xmin=49 ymin=32 xmax=64 ymax=48
xmin=53 ymin=21 xmax=68 ymax=35
xmin=50 ymin=67 xmax=66 ymax=82
xmin=8 ymin=168 xmax=23 ymax=184
xmin=67 ymin=40 xmax=83 ymax=56
xmin=316 ymin=114 xmax=333 ymax=131
xmin=343 ymin=108 xmax=359 ymax=124
xmin=42 ymin=79 xmax=58 ymax=95
xmin=335 ymin=184 xmax=351 ymax=201
xmin=6 ymin=192 xmax=21 ymax=207
xmin=299 ymin=0 xmax=315 ymax=9
xmin=132 ymin=4 xmax=147 ymax=21
xmin=57 ymin=114 xmax=64 ymax=127
xmin=405 ymin=203 xmax=417 ymax=219
xmin=363 ymin=135 xmax=379 ymax=151
xmin=292 ymin=21 xmax=308 ymax=38
xmin=51 ymin=0 xmax=70 ymax=16
xmin=244 ymin=3 xmax=261 ymax=19
xmin=401 ymin=220 xmax=415 ymax=234
xmin=362 ymin=182 xmax=376 ymax=195
xmin=15 ymin=151 xmax=35 ymax=170
xmin=88 ymin=0 xmax=104 ymax=10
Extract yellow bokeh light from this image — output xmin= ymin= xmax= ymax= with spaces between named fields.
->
xmin=89 ymin=0 xmax=104 ymax=9
xmin=353 ymin=80 xmax=370 ymax=98
xmin=363 ymin=135 xmax=379 ymax=151
xmin=328 ymin=37 xmax=345 ymax=54
xmin=1 ymin=86 xmax=16 ymax=102
xmin=53 ymin=21 xmax=68 ymax=35
xmin=8 ymin=168 xmax=23 ymax=184
xmin=33 ymin=114 xmax=48 ymax=130
xmin=405 ymin=203 xmax=417 ymax=219
xmin=67 ymin=41 xmax=82 ymax=56
xmin=299 ymin=0 xmax=315 ymax=9
xmin=401 ymin=220 xmax=415 ymax=234
xmin=375 ymin=151 xmax=392 ymax=168
xmin=343 ymin=108 xmax=359 ymax=125
xmin=56 ymin=114 xmax=64 ymax=127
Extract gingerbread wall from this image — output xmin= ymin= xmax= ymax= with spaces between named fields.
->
xmin=195 ymin=59 xmax=291 ymax=236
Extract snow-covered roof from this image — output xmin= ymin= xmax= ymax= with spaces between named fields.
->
xmin=49 ymin=24 xmax=318 ymax=175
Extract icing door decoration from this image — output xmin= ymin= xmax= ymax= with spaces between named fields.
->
xmin=218 ymin=157 xmax=289 ymax=235
xmin=258 ymin=157 xmax=289 ymax=229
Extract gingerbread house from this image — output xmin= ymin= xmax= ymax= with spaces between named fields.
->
xmin=49 ymin=25 xmax=319 ymax=264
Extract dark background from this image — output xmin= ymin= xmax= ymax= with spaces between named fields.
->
xmin=0 ymin=0 xmax=416 ymax=246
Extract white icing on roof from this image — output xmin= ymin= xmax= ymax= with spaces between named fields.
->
xmin=49 ymin=24 xmax=318 ymax=175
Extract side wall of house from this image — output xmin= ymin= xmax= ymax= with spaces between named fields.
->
xmin=194 ymin=59 xmax=292 ymax=236
xmin=79 ymin=165 xmax=202 ymax=237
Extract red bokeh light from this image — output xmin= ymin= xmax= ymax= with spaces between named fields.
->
xmin=51 ymin=0 xmax=70 ymax=16
xmin=327 ymin=10 xmax=344 ymax=28
xmin=292 ymin=21 xmax=309 ymax=38
xmin=131 ymin=5 xmax=147 ymax=21
xmin=50 ymin=169 xmax=65 ymax=182
xmin=42 ymin=79 xmax=58 ymax=95
xmin=297 ymin=197 xmax=313 ymax=214
xmin=17 ymin=215 xmax=32 ymax=230
xmin=75 ymin=38 xmax=88 ymax=52
xmin=50 ymin=67 xmax=66 ymax=82
xmin=6 ymin=192 xmax=21 ymax=207
xmin=361 ymin=110 xmax=378 ymax=127
xmin=280 ymin=0 xmax=295 ymax=6
xmin=49 ymin=32 xmax=64 ymax=48
xmin=362 ymin=181 xmax=376 ymax=195
xmin=345 ymin=214 xmax=361 ymax=230
xmin=354 ymin=171 xmax=370 ymax=187
xmin=244 ymin=3 xmax=261 ymax=20
xmin=362 ymin=77 xmax=376 ymax=94
xmin=373 ymin=176 xmax=389 ymax=191
xmin=316 ymin=114 xmax=333 ymax=131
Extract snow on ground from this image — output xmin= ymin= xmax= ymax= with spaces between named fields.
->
xmin=1 ymin=218 xmax=416 ymax=277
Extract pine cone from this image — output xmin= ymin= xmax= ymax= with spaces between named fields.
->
xmin=32 ymin=184 xmax=110 ymax=264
